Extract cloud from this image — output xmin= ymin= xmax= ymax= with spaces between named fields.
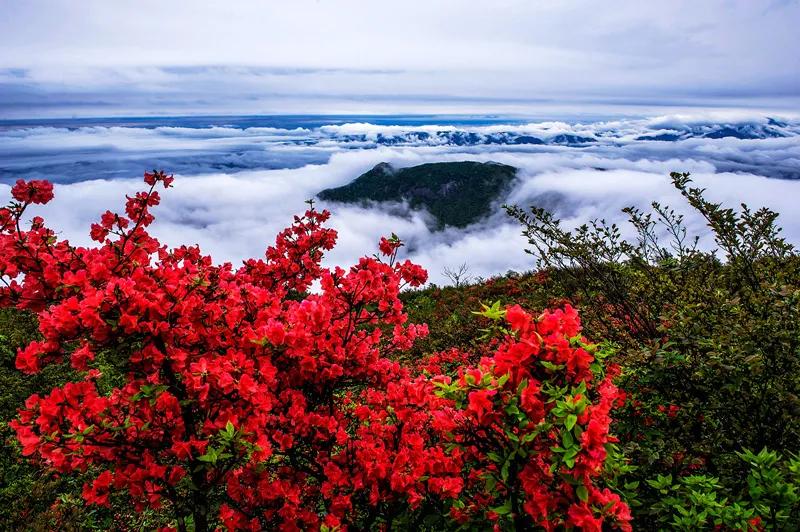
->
xmin=1 ymin=1 xmax=799 ymax=116
xmin=3 ymin=114 xmax=799 ymax=182
xmin=3 ymin=114 xmax=800 ymax=285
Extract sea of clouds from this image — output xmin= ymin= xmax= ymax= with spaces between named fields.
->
xmin=1 ymin=111 xmax=799 ymax=285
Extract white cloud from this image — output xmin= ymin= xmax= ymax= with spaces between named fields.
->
xmin=1 ymin=1 xmax=799 ymax=116
xmin=5 ymin=119 xmax=800 ymax=285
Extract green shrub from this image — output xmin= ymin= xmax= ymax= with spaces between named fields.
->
xmin=0 ymin=310 xmax=119 ymax=530
xmin=645 ymin=449 xmax=800 ymax=530
xmin=502 ymin=172 xmax=800 ymax=524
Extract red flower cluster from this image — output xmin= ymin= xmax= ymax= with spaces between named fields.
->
xmin=415 ymin=304 xmax=631 ymax=531
xmin=3 ymin=174 xmax=629 ymax=531
xmin=657 ymin=404 xmax=681 ymax=418
xmin=10 ymin=178 xmax=54 ymax=204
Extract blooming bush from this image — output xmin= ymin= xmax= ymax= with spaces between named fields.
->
xmin=502 ymin=173 xmax=800 ymax=529
xmin=419 ymin=303 xmax=632 ymax=531
xmin=1 ymin=174 xmax=630 ymax=530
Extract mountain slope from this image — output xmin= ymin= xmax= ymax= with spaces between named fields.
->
xmin=317 ymin=161 xmax=518 ymax=228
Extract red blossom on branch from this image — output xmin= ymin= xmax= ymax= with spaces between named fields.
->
xmin=11 ymin=179 xmax=54 ymax=204
xmin=2 ymin=174 xmax=630 ymax=531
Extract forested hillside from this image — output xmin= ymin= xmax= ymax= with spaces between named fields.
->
xmin=318 ymin=161 xmax=518 ymax=228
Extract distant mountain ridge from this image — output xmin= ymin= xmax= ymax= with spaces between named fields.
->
xmin=319 ymin=118 xmax=795 ymax=148
xmin=317 ymin=161 xmax=518 ymax=228
xmin=5 ymin=115 xmax=799 ymax=184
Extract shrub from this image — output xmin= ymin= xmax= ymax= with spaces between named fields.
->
xmin=422 ymin=303 xmax=631 ymax=530
xmin=1 ymin=174 xmax=630 ymax=530
xmin=645 ymin=448 xmax=800 ymax=530
xmin=505 ymin=172 xmax=800 ymax=525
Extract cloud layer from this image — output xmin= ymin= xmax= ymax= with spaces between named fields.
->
xmin=3 ymin=112 xmax=799 ymax=182
xmin=1 ymin=0 xmax=799 ymax=116
xmin=3 ymin=113 xmax=800 ymax=285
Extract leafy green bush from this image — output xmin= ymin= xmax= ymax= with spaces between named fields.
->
xmin=645 ymin=449 xmax=800 ymax=530
xmin=0 ymin=310 xmax=126 ymax=530
xmin=501 ymin=172 xmax=800 ymax=525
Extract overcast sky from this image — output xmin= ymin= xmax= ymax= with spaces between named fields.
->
xmin=1 ymin=0 xmax=799 ymax=117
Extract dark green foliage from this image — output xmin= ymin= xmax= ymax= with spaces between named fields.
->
xmin=504 ymin=184 xmax=715 ymax=347
xmin=318 ymin=161 xmax=518 ymax=228
xmin=500 ymin=172 xmax=800 ymax=527
xmin=645 ymin=449 xmax=800 ymax=530
xmin=402 ymin=171 xmax=800 ymax=528
xmin=0 ymin=309 xmax=91 ymax=530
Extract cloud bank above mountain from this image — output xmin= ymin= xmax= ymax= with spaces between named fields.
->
xmin=3 ymin=113 xmax=800 ymax=285
xmin=1 ymin=0 xmax=799 ymax=116
xmin=3 ymin=113 xmax=799 ymax=183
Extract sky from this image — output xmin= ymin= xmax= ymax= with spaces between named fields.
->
xmin=1 ymin=0 xmax=799 ymax=117
xmin=1 ymin=1 xmax=799 ymax=284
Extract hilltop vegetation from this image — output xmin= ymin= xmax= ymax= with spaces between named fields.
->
xmin=1 ymin=170 xmax=799 ymax=530
xmin=317 ymin=161 xmax=518 ymax=228
xmin=0 ymin=173 xmax=629 ymax=531
xmin=403 ymin=172 xmax=800 ymax=529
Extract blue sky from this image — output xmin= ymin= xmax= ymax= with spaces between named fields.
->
xmin=1 ymin=0 xmax=799 ymax=117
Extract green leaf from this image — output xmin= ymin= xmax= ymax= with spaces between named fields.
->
xmin=540 ymin=360 xmax=564 ymax=371
xmin=501 ymin=460 xmax=511 ymax=481
xmin=565 ymin=414 xmax=577 ymax=431
xmin=487 ymin=452 xmax=502 ymax=463
xmin=561 ymin=429 xmax=574 ymax=448
xmin=576 ymin=485 xmax=588 ymax=502
xmin=491 ymin=499 xmax=512 ymax=515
